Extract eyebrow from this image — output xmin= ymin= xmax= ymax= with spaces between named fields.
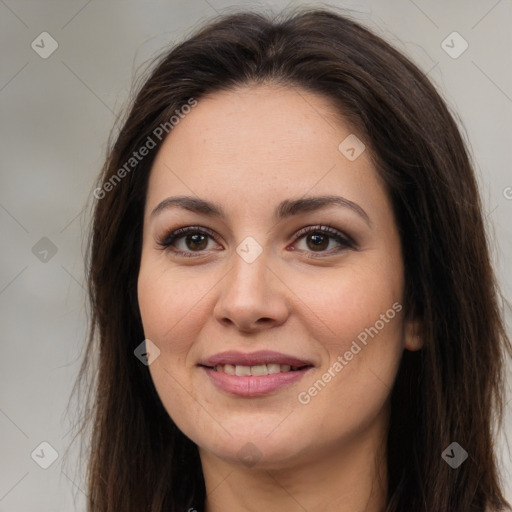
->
xmin=150 ymin=194 xmax=371 ymax=226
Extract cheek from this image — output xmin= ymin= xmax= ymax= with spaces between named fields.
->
xmin=137 ymin=261 xmax=206 ymax=432
xmin=320 ymin=279 xmax=403 ymax=356
xmin=137 ymin=256 xmax=222 ymax=428
xmin=291 ymin=251 xmax=405 ymax=412
xmin=292 ymin=252 xmax=404 ymax=350
xmin=137 ymin=257 xmax=208 ymax=353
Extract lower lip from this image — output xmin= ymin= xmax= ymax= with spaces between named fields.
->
xmin=200 ymin=366 xmax=313 ymax=397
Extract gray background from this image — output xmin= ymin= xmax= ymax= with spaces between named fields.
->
xmin=1 ymin=0 xmax=511 ymax=510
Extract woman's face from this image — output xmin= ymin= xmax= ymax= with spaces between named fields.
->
xmin=137 ymin=84 xmax=419 ymax=470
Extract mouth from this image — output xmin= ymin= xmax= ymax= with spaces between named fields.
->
xmin=198 ymin=350 xmax=315 ymax=373
xmin=198 ymin=350 xmax=315 ymax=397
xmin=200 ymin=363 xmax=313 ymax=375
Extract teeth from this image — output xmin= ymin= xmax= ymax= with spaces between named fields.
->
xmin=267 ymin=363 xmax=281 ymax=374
xmin=223 ymin=364 xmax=235 ymax=375
xmin=235 ymin=365 xmax=251 ymax=376
xmin=213 ymin=363 xmax=299 ymax=375
xmin=250 ymin=364 xmax=268 ymax=376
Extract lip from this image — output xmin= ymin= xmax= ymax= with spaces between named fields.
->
xmin=198 ymin=350 xmax=315 ymax=398
xmin=200 ymin=366 xmax=313 ymax=397
xmin=199 ymin=350 xmax=313 ymax=368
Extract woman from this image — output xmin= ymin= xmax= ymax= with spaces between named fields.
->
xmin=77 ymin=6 xmax=511 ymax=511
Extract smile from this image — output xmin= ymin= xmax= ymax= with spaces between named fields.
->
xmin=209 ymin=363 xmax=308 ymax=375
xmin=200 ymin=364 xmax=313 ymax=397
xmin=198 ymin=350 xmax=315 ymax=397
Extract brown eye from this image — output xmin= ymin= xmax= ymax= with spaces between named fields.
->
xmin=293 ymin=225 xmax=354 ymax=257
xmin=305 ymin=233 xmax=330 ymax=251
xmin=184 ymin=233 xmax=209 ymax=251
xmin=158 ymin=226 xmax=219 ymax=257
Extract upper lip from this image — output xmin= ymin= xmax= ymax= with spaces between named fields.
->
xmin=199 ymin=350 xmax=314 ymax=368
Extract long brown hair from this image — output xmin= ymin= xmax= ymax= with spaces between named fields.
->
xmin=74 ymin=6 xmax=511 ymax=511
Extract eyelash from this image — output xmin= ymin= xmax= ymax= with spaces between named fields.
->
xmin=157 ymin=224 xmax=355 ymax=259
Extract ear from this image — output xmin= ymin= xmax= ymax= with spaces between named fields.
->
xmin=403 ymin=315 xmax=423 ymax=351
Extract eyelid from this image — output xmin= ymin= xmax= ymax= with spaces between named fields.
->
xmin=293 ymin=224 xmax=355 ymax=247
xmin=157 ymin=225 xmax=218 ymax=248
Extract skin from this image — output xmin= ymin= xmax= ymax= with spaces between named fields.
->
xmin=137 ymin=84 xmax=422 ymax=512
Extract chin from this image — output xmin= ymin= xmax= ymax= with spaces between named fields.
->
xmin=194 ymin=421 xmax=320 ymax=471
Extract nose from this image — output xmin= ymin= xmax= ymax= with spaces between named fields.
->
xmin=213 ymin=248 xmax=290 ymax=334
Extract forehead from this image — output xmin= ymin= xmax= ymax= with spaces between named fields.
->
xmin=145 ymin=85 xmax=386 ymax=221
xmin=161 ymin=84 xmax=347 ymax=163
